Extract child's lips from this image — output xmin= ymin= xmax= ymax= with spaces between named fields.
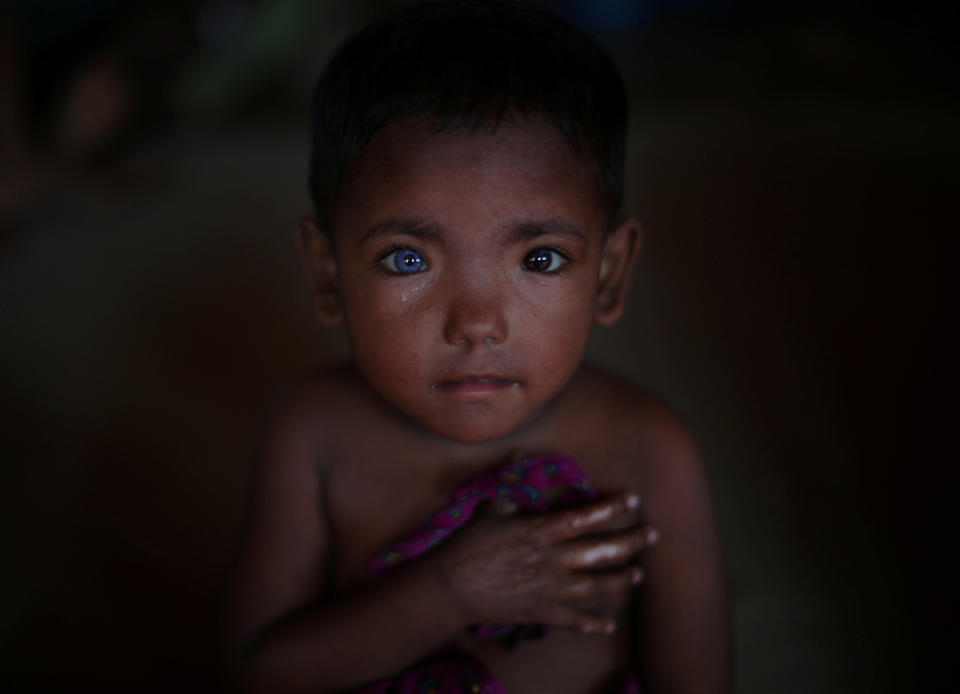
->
xmin=431 ymin=375 xmax=521 ymax=395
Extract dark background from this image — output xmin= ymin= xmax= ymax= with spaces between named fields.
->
xmin=1 ymin=0 xmax=954 ymax=691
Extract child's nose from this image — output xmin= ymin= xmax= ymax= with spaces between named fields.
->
xmin=442 ymin=283 xmax=508 ymax=346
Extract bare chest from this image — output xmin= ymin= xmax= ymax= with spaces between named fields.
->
xmin=319 ymin=427 xmax=642 ymax=691
xmin=324 ymin=451 xmax=451 ymax=588
xmin=323 ymin=434 xmax=645 ymax=587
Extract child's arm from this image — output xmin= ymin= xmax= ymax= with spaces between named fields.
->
xmin=225 ymin=400 xmax=653 ymax=694
xmin=224 ymin=401 xmax=472 ymax=692
xmin=629 ymin=406 xmax=732 ymax=694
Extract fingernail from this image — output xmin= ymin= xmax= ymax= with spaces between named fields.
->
xmin=646 ymin=527 xmax=659 ymax=544
xmin=604 ymin=621 xmax=616 ymax=634
xmin=632 ymin=567 xmax=644 ymax=584
xmin=626 ymin=494 xmax=639 ymax=509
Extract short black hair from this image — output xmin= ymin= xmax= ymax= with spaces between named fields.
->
xmin=309 ymin=0 xmax=628 ymax=231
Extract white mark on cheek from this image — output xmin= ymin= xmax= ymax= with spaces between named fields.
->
xmin=398 ymin=279 xmax=429 ymax=304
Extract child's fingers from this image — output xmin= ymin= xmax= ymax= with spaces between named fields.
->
xmin=540 ymin=603 xmax=617 ymax=636
xmin=534 ymin=493 xmax=640 ymax=542
xmin=554 ymin=566 xmax=643 ymax=602
xmin=491 ymin=498 xmax=520 ymax=516
xmin=554 ymin=525 xmax=658 ymax=570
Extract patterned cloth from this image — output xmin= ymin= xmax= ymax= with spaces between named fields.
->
xmin=356 ymin=455 xmax=641 ymax=694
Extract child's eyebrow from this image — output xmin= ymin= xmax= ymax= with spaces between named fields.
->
xmin=356 ymin=217 xmax=587 ymax=247
xmin=507 ymin=219 xmax=588 ymax=245
xmin=356 ymin=217 xmax=442 ymax=246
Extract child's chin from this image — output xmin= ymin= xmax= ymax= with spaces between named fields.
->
xmin=421 ymin=415 xmax=523 ymax=444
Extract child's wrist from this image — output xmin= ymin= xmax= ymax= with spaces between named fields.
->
xmin=420 ymin=549 xmax=473 ymax=633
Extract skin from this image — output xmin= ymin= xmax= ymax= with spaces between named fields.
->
xmin=225 ymin=117 xmax=730 ymax=694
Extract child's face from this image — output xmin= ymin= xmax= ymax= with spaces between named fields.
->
xmin=304 ymin=117 xmax=638 ymax=443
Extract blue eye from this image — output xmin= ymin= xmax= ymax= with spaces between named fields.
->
xmin=381 ymin=246 xmax=427 ymax=274
xmin=522 ymin=247 xmax=567 ymax=273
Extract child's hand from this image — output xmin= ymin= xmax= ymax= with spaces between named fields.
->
xmin=438 ymin=493 xmax=657 ymax=636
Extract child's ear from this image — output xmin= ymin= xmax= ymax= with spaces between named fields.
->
xmin=296 ymin=216 xmax=343 ymax=326
xmin=594 ymin=217 xmax=643 ymax=326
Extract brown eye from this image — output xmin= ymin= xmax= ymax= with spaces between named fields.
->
xmin=522 ymin=247 xmax=566 ymax=272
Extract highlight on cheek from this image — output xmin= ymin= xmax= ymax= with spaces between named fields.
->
xmin=399 ymin=280 xmax=428 ymax=303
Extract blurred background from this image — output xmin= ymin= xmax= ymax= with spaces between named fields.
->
xmin=0 ymin=0 xmax=954 ymax=691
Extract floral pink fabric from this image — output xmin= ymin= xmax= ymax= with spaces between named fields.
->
xmin=356 ymin=455 xmax=641 ymax=694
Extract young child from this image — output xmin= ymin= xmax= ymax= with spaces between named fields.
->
xmin=226 ymin=2 xmax=730 ymax=692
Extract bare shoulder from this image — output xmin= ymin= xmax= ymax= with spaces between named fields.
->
xmin=572 ymin=364 xmax=706 ymax=502
xmin=262 ymin=362 xmax=375 ymax=472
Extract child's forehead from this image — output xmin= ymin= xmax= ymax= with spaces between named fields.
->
xmin=333 ymin=116 xmax=605 ymax=239
xmin=363 ymin=114 xmax=575 ymax=163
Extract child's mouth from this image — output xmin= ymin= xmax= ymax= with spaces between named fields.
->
xmin=431 ymin=376 xmax=521 ymax=395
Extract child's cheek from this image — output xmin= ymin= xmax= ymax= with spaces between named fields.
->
xmin=388 ymin=275 xmax=432 ymax=309
xmin=343 ymin=270 xmax=431 ymax=318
